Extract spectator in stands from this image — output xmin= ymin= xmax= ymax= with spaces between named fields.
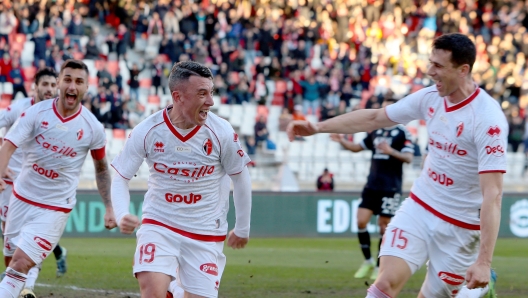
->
xmin=151 ymin=58 xmax=165 ymax=95
xmin=68 ymin=13 xmax=85 ymax=51
xmin=0 ymin=7 xmax=16 ymax=43
xmin=8 ymin=60 xmax=27 ymax=98
xmin=97 ymin=65 xmax=113 ymax=89
xmin=116 ymin=24 xmax=129 ymax=61
xmin=31 ymin=28 xmax=50 ymax=66
xmin=125 ymin=57 xmax=146 ymax=102
xmin=317 ymin=169 xmax=334 ymax=191
xmin=84 ymin=39 xmax=100 ymax=60
xmin=300 ymin=76 xmax=321 ymax=115
xmin=253 ymin=73 xmax=268 ymax=105
xmin=0 ymin=53 xmax=12 ymax=83
xmin=51 ymin=17 xmax=66 ymax=50
xmin=254 ymin=115 xmax=269 ymax=148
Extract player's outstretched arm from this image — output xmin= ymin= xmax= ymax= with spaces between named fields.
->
xmin=93 ymin=156 xmax=117 ymax=230
xmin=228 ymin=166 xmax=252 ymax=249
xmin=0 ymin=141 xmax=17 ymax=191
xmin=111 ymin=173 xmax=139 ymax=234
xmin=465 ymin=172 xmax=503 ymax=289
xmin=287 ymin=108 xmax=396 ymax=141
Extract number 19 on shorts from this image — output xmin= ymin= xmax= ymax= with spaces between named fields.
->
xmin=138 ymin=243 xmax=156 ymax=264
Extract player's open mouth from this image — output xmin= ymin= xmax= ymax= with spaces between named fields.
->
xmin=44 ymin=92 xmax=53 ymax=99
xmin=199 ymin=109 xmax=209 ymax=120
xmin=65 ymin=93 xmax=76 ymax=104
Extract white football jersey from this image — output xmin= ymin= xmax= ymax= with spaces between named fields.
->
xmin=386 ymin=85 xmax=508 ymax=228
xmin=111 ymin=106 xmax=251 ymax=240
xmin=4 ymin=98 xmax=106 ymax=211
xmin=0 ymin=97 xmax=34 ymax=183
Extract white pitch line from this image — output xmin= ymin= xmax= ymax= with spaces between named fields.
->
xmin=35 ymin=283 xmax=141 ymax=297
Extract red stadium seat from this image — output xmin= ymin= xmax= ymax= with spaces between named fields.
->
xmin=113 ymin=129 xmax=126 ymax=140
xmin=47 ymin=27 xmax=55 ymax=38
xmin=0 ymin=97 xmax=11 ymax=109
xmin=23 ymin=66 xmax=37 ymax=82
xmin=14 ymin=34 xmax=26 ymax=44
xmin=73 ymin=52 xmax=84 ymax=60
xmin=88 ymin=77 xmax=99 ymax=86
xmin=94 ymin=59 xmax=106 ymax=71
xmin=271 ymin=80 xmax=287 ymax=106
xmin=139 ymin=78 xmax=152 ymax=88
xmin=148 ymin=95 xmax=160 ymax=104
xmin=107 ymin=61 xmax=119 ymax=77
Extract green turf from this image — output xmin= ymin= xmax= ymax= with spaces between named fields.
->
xmin=29 ymin=237 xmax=528 ymax=297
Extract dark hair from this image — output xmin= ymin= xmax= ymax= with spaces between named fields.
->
xmin=60 ymin=59 xmax=89 ymax=77
xmin=384 ymin=98 xmax=398 ymax=104
xmin=432 ymin=33 xmax=476 ymax=72
xmin=168 ymin=61 xmax=213 ymax=91
xmin=35 ymin=67 xmax=58 ymax=85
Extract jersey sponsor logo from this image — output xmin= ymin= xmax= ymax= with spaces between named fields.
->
xmin=233 ymin=133 xmax=239 ymax=142
xmin=33 ymin=236 xmax=52 ymax=251
xmin=154 ymin=141 xmax=165 ymax=153
xmin=175 ymin=146 xmax=191 ymax=153
xmin=485 ymin=141 xmax=505 ymax=157
xmin=428 ymin=138 xmax=467 ymax=156
xmin=438 ymin=271 xmax=464 ymax=286
xmin=427 ymin=107 xmax=434 ymax=118
xmin=77 ymin=128 xmax=83 ymax=140
xmin=200 ymin=263 xmax=218 ymax=276
xmin=165 ymin=192 xmax=202 ymax=204
xmin=41 ymin=121 xmax=49 ymax=129
xmin=153 ymin=163 xmax=215 ymax=178
xmin=427 ymin=168 xmax=453 ymax=186
xmin=33 ymin=163 xmax=59 ymax=179
xmin=55 ymin=124 xmax=68 ymax=131
xmin=456 ymin=122 xmax=464 ymax=137
xmin=237 ymin=149 xmax=244 ymax=157
xmin=486 ymin=126 xmax=501 ymax=137
xmin=203 ymin=138 xmax=213 ymax=156
xmin=35 ymin=135 xmax=77 ymax=158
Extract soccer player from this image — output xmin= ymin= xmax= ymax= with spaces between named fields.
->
xmin=0 ymin=60 xmax=117 ymax=298
xmin=0 ymin=67 xmax=71 ymax=297
xmin=330 ymin=98 xmax=414 ymax=280
xmin=287 ymin=33 xmax=503 ymax=298
xmin=111 ymin=61 xmax=252 ymax=298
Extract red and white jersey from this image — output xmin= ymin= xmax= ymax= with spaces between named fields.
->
xmin=0 ymin=97 xmax=34 ymax=183
xmin=386 ymin=85 xmax=508 ymax=228
xmin=4 ymin=98 xmax=106 ymax=211
xmin=111 ymin=106 xmax=251 ymax=239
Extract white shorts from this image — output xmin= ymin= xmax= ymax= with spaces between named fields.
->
xmin=0 ymin=183 xmax=12 ymax=222
xmin=380 ymin=198 xmax=480 ymax=298
xmin=3 ymin=195 xmax=70 ymax=265
xmin=134 ymin=223 xmax=226 ymax=298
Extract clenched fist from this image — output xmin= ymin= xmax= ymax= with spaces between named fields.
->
xmin=119 ymin=214 xmax=140 ymax=234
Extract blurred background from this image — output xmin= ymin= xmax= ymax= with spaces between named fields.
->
xmin=0 ymin=0 xmax=527 ymax=192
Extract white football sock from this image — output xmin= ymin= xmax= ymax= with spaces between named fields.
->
xmin=169 ymin=280 xmax=184 ymax=298
xmin=24 ymin=264 xmax=41 ymax=290
xmin=0 ymin=267 xmax=27 ymax=298
xmin=455 ymin=285 xmax=489 ymax=298
xmin=366 ymin=284 xmax=392 ymax=298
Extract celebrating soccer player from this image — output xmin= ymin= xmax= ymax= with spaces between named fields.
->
xmin=111 ymin=61 xmax=252 ymax=298
xmin=0 ymin=60 xmax=116 ymax=298
xmin=0 ymin=67 xmax=71 ymax=297
xmin=288 ymin=33 xmax=503 ymax=298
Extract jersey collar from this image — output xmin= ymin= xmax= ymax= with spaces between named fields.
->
xmin=53 ymin=97 xmax=82 ymax=123
xmin=444 ymin=86 xmax=480 ymax=113
xmin=163 ymin=106 xmax=201 ymax=142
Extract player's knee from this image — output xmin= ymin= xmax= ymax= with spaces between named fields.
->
xmin=373 ymin=279 xmax=396 ymax=297
xmin=8 ymin=254 xmax=35 ymax=274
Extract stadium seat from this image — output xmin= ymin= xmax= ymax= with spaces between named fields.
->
xmin=2 ymin=82 xmax=13 ymax=94
xmin=21 ymin=41 xmax=35 ymax=64
xmin=148 ymin=95 xmax=160 ymax=105
xmin=272 ymin=80 xmax=288 ymax=106
xmin=23 ymin=66 xmax=37 ymax=82
xmin=107 ymin=61 xmax=119 ymax=77
xmin=73 ymin=52 xmax=84 ymax=60
xmin=139 ymin=78 xmax=152 ymax=88
xmin=217 ymin=104 xmax=231 ymax=120
xmin=113 ymin=129 xmax=126 ymax=140
xmin=47 ymin=27 xmax=55 ymax=38
xmin=88 ymin=76 xmax=99 ymax=86
xmin=94 ymin=59 xmax=106 ymax=71
xmin=229 ymin=104 xmax=243 ymax=128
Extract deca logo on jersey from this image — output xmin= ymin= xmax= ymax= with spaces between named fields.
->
xmin=428 ymin=138 xmax=467 ymax=156
xmin=165 ymin=192 xmax=202 ymax=204
xmin=438 ymin=271 xmax=464 ymax=286
xmin=427 ymin=168 xmax=453 ymax=186
xmin=154 ymin=141 xmax=165 ymax=153
xmin=485 ymin=145 xmax=504 ymax=156
xmin=35 ymin=135 xmax=77 ymax=157
xmin=33 ymin=164 xmax=59 ymax=179
xmin=33 ymin=236 xmax=52 ymax=251
xmin=154 ymin=163 xmax=215 ymax=178
xmin=200 ymin=263 xmax=218 ymax=276
xmin=203 ymin=138 xmax=213 ymax=156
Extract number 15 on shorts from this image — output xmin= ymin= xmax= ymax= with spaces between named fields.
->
xmin=388 ymin=228 xmax=408 ymax=249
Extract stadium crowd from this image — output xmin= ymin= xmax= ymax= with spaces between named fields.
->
xmin=1 ymin=0 xmax=528 ymax=156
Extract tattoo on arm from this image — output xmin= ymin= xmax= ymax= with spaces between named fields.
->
xmin=93 ymin=156 xmax=112 ymax=208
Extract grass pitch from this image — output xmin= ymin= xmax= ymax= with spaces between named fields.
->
xmin=31 ymin=237 xmax=528 ymax=297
